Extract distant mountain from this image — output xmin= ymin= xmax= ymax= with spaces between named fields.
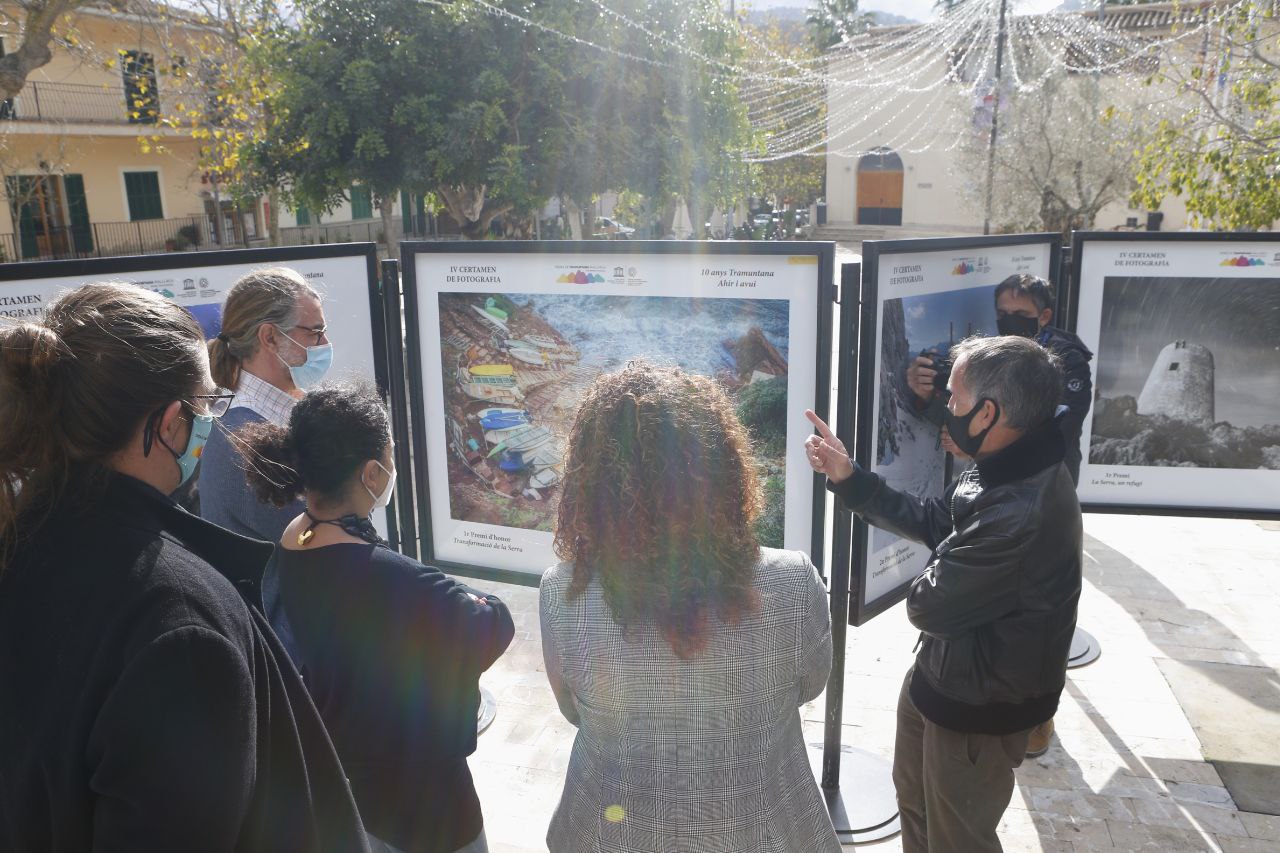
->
xmin=747 ymin=6 xmax=807 ymax=25
xmin=745 ymin=5 xmax=919 ymax=29
xmin=868 ymin=11 xmax=919 ymax=26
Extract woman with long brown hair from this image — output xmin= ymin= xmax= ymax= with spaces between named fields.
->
xmin=0 ymin=284 xmax=367 ymax=852
xmin=541 ymin=361 xmax=839 ymax=852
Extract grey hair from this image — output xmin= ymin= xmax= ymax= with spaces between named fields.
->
xmin=208 ymin=267 xmax=319 ymax=390
xmin=993 ymin=273 xmax=1055 ymax=314
xmin=950 ymin=335 xmax=1062 ymax=430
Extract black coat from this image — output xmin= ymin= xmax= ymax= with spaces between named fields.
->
xmin=832 ymin=417 xmax=1082 ymax=735
xmin=274 ymin=544 xmax=515 ymax=853
xmin=1038 ymin=325 xmax=1093 ymax=484
xmin=0 ymin=473 xmax=370 ymax=853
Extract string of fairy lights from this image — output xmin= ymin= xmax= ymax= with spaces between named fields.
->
xmin=438 ymin=0 xmax=1252 ymax=161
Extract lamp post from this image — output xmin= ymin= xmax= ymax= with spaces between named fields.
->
xmin=981 ymin=0 xmax=1009 ymax=236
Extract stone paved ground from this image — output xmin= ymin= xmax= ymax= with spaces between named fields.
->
xmin=466 ymin=514 xmax=1280 ymax=852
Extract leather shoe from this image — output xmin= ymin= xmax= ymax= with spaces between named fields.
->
xmin=1026 ymin=718 xmax=1055 ymax=757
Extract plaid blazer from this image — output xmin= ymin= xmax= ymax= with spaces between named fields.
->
xmin=540 ymin=548 xmax=839 ymax=853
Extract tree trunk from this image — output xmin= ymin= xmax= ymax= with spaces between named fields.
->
xmin=565 ymin=199 xmax=584 ymax=240
xmin=437 ymin=184 xmax=509 ymax=240
xmin=660 ymin=195 xmax=678 ymax=237
xmin=376 ymin=193 xmax=397 ymax=253
xmin=0 ymin=0 xmax=66 ymax=100
xmin=266 ymin=186 xmax=281 ymax=246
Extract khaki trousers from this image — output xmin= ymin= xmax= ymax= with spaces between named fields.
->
xmin=893 ymin=670 xmax=1031 ymax=853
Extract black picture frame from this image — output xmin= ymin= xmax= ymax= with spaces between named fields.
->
xmin=1067 ymin=231 xmax=1280 ymax=520
xmin=400 ymin=239 xmax=837 ymax=588
xmin=851 ymin=233 xmax=1063 ymax=625
xmin=0 ymin=243 xmax=401 ymax=535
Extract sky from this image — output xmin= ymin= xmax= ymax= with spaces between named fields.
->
xmin=900 ymin=285 xmax=998 ymax=356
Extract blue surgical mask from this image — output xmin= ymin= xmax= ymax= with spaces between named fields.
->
xmin=278 ymin=330 xmax=333 ymax=389
xmin=160 ymin=412 xmax=213 ymax=489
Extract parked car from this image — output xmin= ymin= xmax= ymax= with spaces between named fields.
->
xmin=751 ymin=212 xmax=774 ymax=229
xmin=594 ymin=217 xmax=635 ymax=239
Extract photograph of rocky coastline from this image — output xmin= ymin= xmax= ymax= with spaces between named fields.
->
xmin=1090 ymin=276 xmax=1280 ymax=470
xmin=437 ymin=293 xmax=792 ymax=545
xmin=873 ymin=287 xmax=994 ymax=552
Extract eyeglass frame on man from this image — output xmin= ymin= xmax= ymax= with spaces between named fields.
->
xmin=282 ymin=323 xmax=329 ymax=348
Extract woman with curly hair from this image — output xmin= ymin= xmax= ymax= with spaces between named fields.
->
xmin=540 ymin=361 xmax=839 ymax=852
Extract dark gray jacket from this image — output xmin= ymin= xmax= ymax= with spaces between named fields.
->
xmin=0 ymin=473 xmax=369 ymax=852
xmin=832 ymin=417 xmax=1082 ymax=735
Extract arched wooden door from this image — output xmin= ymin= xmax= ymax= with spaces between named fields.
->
xmin=856 ymin=148 xmax=904 ymax=226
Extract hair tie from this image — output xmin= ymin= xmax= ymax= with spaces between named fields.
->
xmin=216 ymin=333 xmax=230 ymax=343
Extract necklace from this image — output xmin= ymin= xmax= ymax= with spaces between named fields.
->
xmin=297 ymin=509 xmax=386 ymax=547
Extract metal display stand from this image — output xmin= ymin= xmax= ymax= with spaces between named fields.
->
xmin=812 ymin=261 xmax=901 ymax=844
xmin=1068 ymin=626 xmax=1102 ymax=668
xmin=380 ymin=258 xmax=420 ymax=559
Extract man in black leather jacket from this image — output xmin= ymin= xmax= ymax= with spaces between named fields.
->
xmin=805 ymin=335 xmax=1082 ymax=853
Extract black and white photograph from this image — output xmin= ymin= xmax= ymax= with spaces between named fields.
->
xmin=1091 ymin=276 xmax=1280 ymax=471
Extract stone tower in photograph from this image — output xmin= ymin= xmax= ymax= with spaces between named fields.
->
xmin=1137 ymin=340 xmax=1215 ymax=423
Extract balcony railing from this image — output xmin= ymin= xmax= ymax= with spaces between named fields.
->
xmin=0 ymin=80 xmax=162 ymax=125
xmin=0 ymin=215 xmax=252 ymax=263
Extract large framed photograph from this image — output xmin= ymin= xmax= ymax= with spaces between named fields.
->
xmin=0 ymin=244 xmax=395 ymax=534
xmin=402 ymin=240 xmax=835 ymax=585
xmin=852 ymin=234 xmax=1062 ymax=625
xmin=1070 ymin=232 xmax=1280 ymax=517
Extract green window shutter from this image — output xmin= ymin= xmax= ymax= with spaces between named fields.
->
xmin=296 ymin=205 xmax=310 ymax=226
xmin=7 ymin=175 xmax=38 ymax=259
xmin=63 ymin=174 xmax=94 ymax=253
xmin=124 ymin=171 xmax=163 ymax=221
xmin=122 ymin=51 xmax=158 ymax=124
xmin=351 ymin=185 xmax=372 ymax=220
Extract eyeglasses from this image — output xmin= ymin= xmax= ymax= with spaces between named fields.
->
xmin=188 ymin=392 xmax=237 ymax=418
xmin=288 ymin=324 xmax=329 ymax=347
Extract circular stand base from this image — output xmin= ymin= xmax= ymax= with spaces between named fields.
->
xmin=477 ymin=686 xmax=497 ymax=735
xmin=808 ymin=744 xmax=901 ymax=845
xmin=1067 ymin=626 xmax=1101 ymax=669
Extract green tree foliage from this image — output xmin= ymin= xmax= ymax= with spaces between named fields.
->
xmin=263 ymin=0 xmax=757 ymax=239
xmin=1132 ymin=2 xmax=1280 ymax=230
xmin=743 ymin=20 xmax=826 ymax=207
xmin=806 ymin=0 xmax=874 ymax=52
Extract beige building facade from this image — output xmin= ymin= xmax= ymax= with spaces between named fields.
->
xmin=821 ymin=2 xmax=1209 ymax=241
xmin=0 ymin=5 xmax=265 ymax=262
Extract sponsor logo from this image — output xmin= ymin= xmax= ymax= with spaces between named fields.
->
xmin=951 ymin=256 xmax=990 ymax=275
xmin=556 ymin=270 xmax=606 ymax=284
xmin=1220 ymin=255 xmax=1265 ymax=267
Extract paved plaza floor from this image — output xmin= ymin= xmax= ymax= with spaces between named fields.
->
xmin=466 ymin=513 xmax=1280 ymax=852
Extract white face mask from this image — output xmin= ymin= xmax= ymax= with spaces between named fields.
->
xmin=364 ymin=459 xmax=396 ymax=510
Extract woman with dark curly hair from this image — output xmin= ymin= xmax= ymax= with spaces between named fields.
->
xmin=237 ymin=382 xmax=514 ymax=853
xmin=540 ymin=361 xmax=839 ymax=852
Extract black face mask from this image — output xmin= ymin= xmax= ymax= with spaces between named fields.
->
xmin=943 ymin=397 xmax=1000 ymax=458
xmin=997 ymin=314 xmax=1041 ymax=339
